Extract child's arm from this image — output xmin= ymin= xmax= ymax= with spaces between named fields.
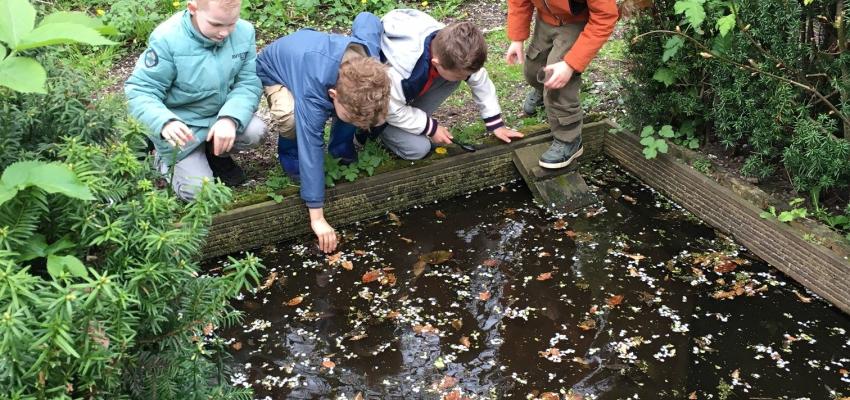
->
xmin=506 ymin=0 xmax=535 ymax=44
xmin=562 ymin=0 xmax=619 ymax=73
xmin=467 ymin=68 xmax=524 ymax=143
xmin=218 ymin=24 xmax=262 ymax=131
xmin=125 ymin=38 xmax=181 ymax=140
xmin=386 ymin=70 xmax=439 ymax=137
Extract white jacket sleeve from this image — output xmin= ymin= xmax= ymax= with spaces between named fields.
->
xmin=467 ymin=67 xmax=505 ymax=131
xmin=385 ymin=69 xmax=440 ymax=136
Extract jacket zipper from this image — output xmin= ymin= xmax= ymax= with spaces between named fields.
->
xmin=541 ymin=0 xmax=565 ymax=25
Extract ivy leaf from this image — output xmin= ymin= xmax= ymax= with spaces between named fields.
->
xmin=640 ymin=126 xmax=655 ymax=138
xmin=643 ymin=146 xmax=658 ymax=159
xmin=656 ymin=139 xmax=669 ymax=154
xmin=674 ymin=0 xmax=707 ymax=29
xmin=662 ymin=36 xmax=684 ymax=62
xmin=658 ymin=125 xmax=676 ymax=138
xmin=716 ymin=14 xmax=736 ymax=37
xmin=688 ymin=138 xmax=700 ymax=149
xmin=640 ymin=136 xmax=656 ymax=147
xmin=653 ymin=67 xmax=676 ymax=87
xmin=0 ymin=55 xmax=46 ymax=93
xmin=0 ymin=0 xmax=36 ymax=49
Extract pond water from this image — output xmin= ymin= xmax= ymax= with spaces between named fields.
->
xmin=218 ymin=162 xmax=850 ymax=399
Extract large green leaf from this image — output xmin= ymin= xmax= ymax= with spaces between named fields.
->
xmin=47 ymin=254 xmax=88 ymax=278
xmin=716 ymin=14 xmax=736 ymax=37
xmin=45 ymin=235 xmax=76 ymax=255
xmin=1 ymin=161 xmax=94 ymax=200
xmin=662 ymin=37 xmax=684 ymax=62
xmin=38 ymin=11 xmax=119 ymax=36
xmin=18 ymin=233 xmax=48 ymax=261
xmin=16 ymin=22 xmax=116 ymax=51
xmin=0 ymin=56 xmax=45 ymax=93
xmin=674 ymin=0 xmax=707 ymax=29
xmin=0 ymin=43 xmax=6 ymax=60
xmin=0 ymin=182 xmax=16 ymax=206
xmin=28 ymin=163 xmax=95 ymax=200
xmin=652 ymin=68 xmax=676 ymax=87
xmin=0 ymin=0 xmax=35 ymax=48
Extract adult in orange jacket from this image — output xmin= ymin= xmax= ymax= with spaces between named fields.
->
xmin=505 ymin=0 xmax=618 ymax=169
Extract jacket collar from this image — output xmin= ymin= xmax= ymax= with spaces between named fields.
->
xmin=181 ymin=10 xmax=224 ymax=48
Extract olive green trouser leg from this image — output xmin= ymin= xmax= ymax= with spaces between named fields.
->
xmin=523 ymin=19 xmax=587 ymax=144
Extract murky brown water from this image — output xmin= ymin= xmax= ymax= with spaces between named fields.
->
xmin=216 ymin=162 xmax=850 ymax=399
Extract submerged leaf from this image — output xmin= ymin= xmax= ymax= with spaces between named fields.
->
xmin=286 ymin=296 xmax=303 ymax=306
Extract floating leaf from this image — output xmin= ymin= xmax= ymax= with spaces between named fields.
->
xmin=578 ymin=319 xmax=596 ymax=330
xmin=565 ymin=230 xmax=577 ymax=239
xmin=362 ymin=269 xmax=381 ymax=283
xmin=379 ymin=272 xmax=397 ymax=286
xmin=478 ymin=291 xmax=491 ymax=301
xmin=259 ymin=271 xmax=278 ymax=291
xmin=607 ymin=294 xmax=624 ymax=307
xmin=388 ymin=212 xmax=401 ymax=226
xmin=286 ymin=296 xmax=303 ymax=306
xmin=537 ymin=272 xmax=554 ymax=281
xmin=326 ymin=252 xmax=342 ymax=264
xmin=482 ymin=258 xmax=501 ymax=267
xmin=553 ymin=219 xmax=568 ymax=230
xmin=621 ymin=195 xmax=637 ymax=204
xmin=792 ymin=290 xmax=812 ymax=303
xmin=451 ymin=319 xmax=463 ymax=331
xmin=538 ymin=347 xmax=561 ymax=358
xmin=538 ymin=251 xmax=551 ymax=258
xmin=459 ymin=336 xmax=470 ymax=348
xmin=438 ymin=375 xmax=458 ymax=390
xmin=321 ymin=359 xmax=335 ymax=369
xmin=413 ymin=323 xmax=439 ymax=334
xmin=435 ymin=210 xmax=446 ymax=219
xmin=341 ymin=260 xmax=354 ymax=270
xmin=413 ymin=260 xmax=427 ymax=277
xmin=399 ymin=236 xmax=414 ymax=244
xmin=541 ymin=393 xmax=560 ymax=400
xmin=713 ymin=261 xmax=737 ymax=274
xmin=354 ymin=249 xmax=367 ymax=256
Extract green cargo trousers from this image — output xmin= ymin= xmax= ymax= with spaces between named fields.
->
xmin=523 ymin=18 xmax=587 ymax=144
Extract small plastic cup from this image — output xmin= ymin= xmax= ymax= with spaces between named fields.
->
xmin=536 ymin=68 xmax=553 ymax=84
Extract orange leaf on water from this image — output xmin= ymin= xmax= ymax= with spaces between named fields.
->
xmin=607 ymin=294 xmax=624 ymax=307
xmin=362 ymin=270 xmax=382 ymax=283
xmin=541 ymin=393 xmax=560 ymax=400
xmin=478 ymin=291 xmax=491 ymax=301
xmin=482 ymin=258 xmax=501 ymax=267
xmin=438 ymin=375 xmax=458 ymax=390
xmin=537 ymin=272 xmax=554 ymax=281
xmin=326 ymin=252 xmax=342 ymax=264
xmin=578 ymin=319 xmax=596 ymax=331
xmin=459 ymin=336 xmax=471 ymax=348
xmin=321 ymin=359 xmax=335 ymax=369
xmin=286 ymin=296 xmax=303 ymax=306
xmin=436 ymin=210 xmax=447 ymax=219
xmin=553 ymin=219 xmax=568 ymax=230
xmin=341 ymin=260 xmax=354 ymax=271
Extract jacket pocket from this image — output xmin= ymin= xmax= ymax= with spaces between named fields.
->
xmin=525 ymin=44 xmax=544 ymax=63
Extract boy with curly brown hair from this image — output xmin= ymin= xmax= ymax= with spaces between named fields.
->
xmin=257 ymin=12 xmax=391 ymax=253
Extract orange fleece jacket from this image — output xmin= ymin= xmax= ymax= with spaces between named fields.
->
xmin=507 ymin=0 xmax=619 ymax=72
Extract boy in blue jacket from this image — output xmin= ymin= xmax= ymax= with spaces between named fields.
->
xmin=125 ymin=0 xmax=265 ymax=201
xmin=373 ymin=9 xmax=524 ymax=160
xmin=257 ymin=12 xmax=391 ymax=253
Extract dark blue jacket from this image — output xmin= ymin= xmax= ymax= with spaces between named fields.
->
xmin=256 ymin=12 xmax=382 ymax=208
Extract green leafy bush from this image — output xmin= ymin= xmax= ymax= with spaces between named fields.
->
xmin=102 ymin=0 xmax=177 ymax=47
xmin=624 ymin=0 xmax=850 ymax=189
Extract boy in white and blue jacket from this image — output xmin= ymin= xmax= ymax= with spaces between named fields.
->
xmin=370 ymin=9 xmax=523 ymax=160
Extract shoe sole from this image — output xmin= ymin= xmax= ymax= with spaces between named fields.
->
xmin=538 ymin=146 xmax=584 ymax=169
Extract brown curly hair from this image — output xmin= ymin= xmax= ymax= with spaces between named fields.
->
xmin=431 ymin=22 xmax=488 ymax=72
xmin=335 ymin=57 xmax=391 ymax=130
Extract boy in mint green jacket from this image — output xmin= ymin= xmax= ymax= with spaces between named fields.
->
xmin=125 ymin=0 xmax=265 ymax=200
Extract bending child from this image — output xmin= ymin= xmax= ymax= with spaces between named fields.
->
xmin=372 ymin=9 xmax=524 ymax=160
xmin=505 ymin=0 xmax=618 ymax=169
xmin=257 ymin=12 xmax=391 ymax=253
xmin=125 ymin=0 xmax=265 ymax=200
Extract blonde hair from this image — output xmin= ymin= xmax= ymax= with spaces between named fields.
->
xmin=195 ymin=0 xmax=241 ymax=10
xmin=335 ymin=57 xmax=391 ymax=129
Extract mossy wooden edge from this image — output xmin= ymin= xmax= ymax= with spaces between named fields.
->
xmin=606 ymin=131 xmax=850 ymax=315
xmin=202 ymin=121 xmax=611 ymax=259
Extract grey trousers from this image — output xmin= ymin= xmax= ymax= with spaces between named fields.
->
xmin=158 ymin=115 xmax=266 ymax=201
xmin=380 ymin=77 xmax=460 ymax=160
xmin=524 ymin=19 xmax=586 ymax=144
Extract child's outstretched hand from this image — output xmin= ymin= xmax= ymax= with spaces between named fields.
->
xmin=430 ymin=125 xmax=454 ymax=145
xmin=543 ymin=61 xmax=575 ymax=90
xmin=208 ymin=117 xmax=237 ymax=156
xmin=492 ymin=126 xmax=524 ymax=143
xmin=505 ymin=41 xmax=524 ymax=65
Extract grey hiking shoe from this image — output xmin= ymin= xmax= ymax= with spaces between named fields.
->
xmin=539 ymin=138 xmax=584 ymax=169
xmin=522 ymin=88 xmax=544 ymax=116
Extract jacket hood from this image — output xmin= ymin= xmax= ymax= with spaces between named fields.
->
xmin=381 ymin=9 xmax=443 ymax=78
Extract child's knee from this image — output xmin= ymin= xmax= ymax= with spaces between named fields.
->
xmin=397 ymin=139 xmax=432 ymax=160
xmin=238 ymin=115 xmax=267 ymax=148
xmin=264 ymin=84 xmax=296 ymax=139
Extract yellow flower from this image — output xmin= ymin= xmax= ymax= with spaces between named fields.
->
xmin=421 ymin=0 xmax=429 ymax=7
xmin=434 ymin=147 xmax=447 ymax=155
xmin=173 ymin=1 xmax=181 ymax=8
xmin=361 ymin=0 xmax=367 ymax=3
xmin=96 ymin=8 xmax=105 ymax=16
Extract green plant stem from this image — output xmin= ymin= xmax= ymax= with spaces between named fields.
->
xmin=633 ymin=29 xmax=850 ymax=130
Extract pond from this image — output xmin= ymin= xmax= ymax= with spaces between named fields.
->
xmin=217 ymin=161 xmax=850 ymax=399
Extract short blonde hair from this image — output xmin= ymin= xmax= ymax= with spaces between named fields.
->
xmin=195 ymin=0 xmax=241 ymax=10
xmin=335 ymin=57 xmax=390 ymax=129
